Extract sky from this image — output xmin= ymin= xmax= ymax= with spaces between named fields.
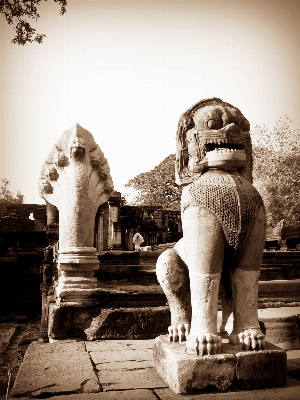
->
xmin=1 ymin=0 xmax=300 ymax=204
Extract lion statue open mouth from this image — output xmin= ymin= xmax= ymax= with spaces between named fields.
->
xmin=156 ymin=98 xmax=266 ymax=356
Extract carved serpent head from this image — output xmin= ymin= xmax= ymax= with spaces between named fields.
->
xmin=176 ymin=98 xmax=253 ymax=186
xmin=70 ymin=137 xmax=86 ymax=161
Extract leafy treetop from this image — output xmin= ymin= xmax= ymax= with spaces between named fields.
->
xmin=0 ymin=0 xmax=67 ymax=45
xmin=126 ymin=116 xmax=300 ymax=225
xmin=125 ymin=154 xmax=181 ymax=210
xmin=251 ymin=115 xmax=300 ymax=226
xmin=0 ymin=178 xmax=24 ymax=204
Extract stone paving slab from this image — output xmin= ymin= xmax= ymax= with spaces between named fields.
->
xmin=154 ymin=376 xmax=300 ymax=399
xmin=86 ymin=339 xmax=154 ymax=364
xmin=287 ymin=349 xmax=300 ymax=363
xmin=10 ymin=340 xmax=101 ymax=398
xmin=86 ymin=339 xmax=167 ymax=391
xmin=258 ymin=306 xmax=300 ymax=318
xmin=14 ymin=389 xmax=158 ymax=399
xmin=287 ymin=350 xmax=300 ymax=371
xmin=9 ymin=339 xmax=300 ymax=399
xmin=286 ymin=349 xmax=300 ymax=381
xmin=99 ymin=367 xmax=168 ymax=391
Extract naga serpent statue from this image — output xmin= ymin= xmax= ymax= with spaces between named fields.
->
xmin=156 ymin=98 xmax=266 ymax=356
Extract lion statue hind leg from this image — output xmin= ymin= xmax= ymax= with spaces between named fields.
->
xmin=229 ymin=206 xmax=266 ymax=351
xmin=156 ymin=240 xmax=191 ymax=343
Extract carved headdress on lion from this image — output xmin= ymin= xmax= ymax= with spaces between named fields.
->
xmin=175 ymin=97 xmax=253 ymax=186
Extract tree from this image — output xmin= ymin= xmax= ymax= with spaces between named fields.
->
xmin=0 ymin=178 xmax=24 ymax=204
xmin=251 ymin=115 xmax=300 ymax=226
xmin=126 ymin=116 xmax=300 ymax=223
xmin=0 ymin=0 xmax=67 ymax=45
xmin=125 ymin=154 xmax=181 ymax=210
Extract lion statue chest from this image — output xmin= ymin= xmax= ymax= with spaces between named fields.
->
xmin=182 ymin=169 xmax=263 ymax=264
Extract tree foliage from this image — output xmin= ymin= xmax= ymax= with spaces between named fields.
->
xmin=125 ymin=154 xmax=181 ymax=210
xmin=251 ymin=115 xmax=300 ymax=226
xmin=0 ymin=0 xmax=67 ymax=45
xmin=0 ymin=178 xmax=24 ymax=204
xmin=126 ymin=116 xmax=300 ymax=224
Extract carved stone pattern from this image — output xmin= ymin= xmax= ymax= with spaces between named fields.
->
xmin=188 ymin=175 xmax=263 ymax=259
xmin=39 ymin=124 xmax=114 ymax=250
xmin=59 ymin=163 xmax=96 ymax=248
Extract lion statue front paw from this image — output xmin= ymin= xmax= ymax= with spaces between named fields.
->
xmin=168 ymin=323 xmax=191 ymax=342
xmin=229 ymin=328 xmax=265 ymax=351
xmin=186 ymin=333 xmax=222 ymax=356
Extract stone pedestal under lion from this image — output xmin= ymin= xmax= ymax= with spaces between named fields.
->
xmin=153 ymin=98 xmax=287 ymax=394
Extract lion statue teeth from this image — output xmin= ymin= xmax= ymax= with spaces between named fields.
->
xmin=156 ymin=98 xmax=266 ymax=356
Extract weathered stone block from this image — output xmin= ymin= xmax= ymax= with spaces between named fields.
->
xmin=153 ymin=335 xmax=236 ymax=394
xmin=83 ymin=307 xmax=170 ymax=340
xmin=235 ymin=348 xmax=287 ymax=389
xmin=48 ymin=304 xmax=170 ymax=340
xmin=153 ymin=336 xmax=287 ymax=395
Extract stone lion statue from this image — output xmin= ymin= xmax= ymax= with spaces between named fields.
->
xmin=156 ymin=98 xmax=266 ymax=356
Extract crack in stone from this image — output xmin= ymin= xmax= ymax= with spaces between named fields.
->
xmin=84 ymin=342 xmax=103 ymax=392
xmin=17 ymin=382 xmax=101 ymax=399
xmin=95 ymin=359 xmax=149 ymax=365
xmin=18 ymin=384 xmax=56 ymax=398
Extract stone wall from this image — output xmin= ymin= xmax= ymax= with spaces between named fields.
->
xmin=0 ymin=204 xmax=46 ymax=231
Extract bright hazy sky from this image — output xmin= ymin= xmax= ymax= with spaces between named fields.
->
xmin=1 ymin=0 xmax=300 ymax=204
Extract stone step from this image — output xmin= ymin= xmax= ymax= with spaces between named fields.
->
xmin=257 ymin=279 xmax=300 ymax=306
xmin=47 ymin=285 xmax=300 ymax=349
xmin=138 ymin=269 xmax=158 ymax=284
xmin=48 ymin=278 xmax=300 ymax=310
xmin=260 ymin=267 xmax=284 ymax=280
xmin=135 ymin=270 xmax=300 ymax=307
xmin=137 ymin=250 xmax=300 ymax=279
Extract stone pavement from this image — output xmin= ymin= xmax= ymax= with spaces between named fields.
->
xmin=6 ymin=307 xmax=300 ymax=399
xmin=8 ymin=340 xmax=300 ymax=400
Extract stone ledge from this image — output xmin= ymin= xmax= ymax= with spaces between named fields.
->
xmin=48 ymin=305 xmax=171 ymax=340
xmin=153 ymin=335 xmax=287 ymax=395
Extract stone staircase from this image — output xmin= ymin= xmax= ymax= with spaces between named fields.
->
xmin=45 ymin=249 xmax=300 ymax=344
xmin=95 ymin=249 xmax=300 ymax=308
xmin=137 ymin=250 xmax=163 ymax=284
xmin=138 ymin=249 xmax=300 ymax=283
xmin=260 ymin=251 xmax=300 ymax=280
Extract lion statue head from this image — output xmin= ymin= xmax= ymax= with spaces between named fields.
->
xmin=175 ymin=97 xmax=253 ymax=186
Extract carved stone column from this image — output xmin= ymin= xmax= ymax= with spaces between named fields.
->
xmin=39 ymin=124 xmax=114 ymax=306
xmin=97 ymin=209 xmax=104 ymax=252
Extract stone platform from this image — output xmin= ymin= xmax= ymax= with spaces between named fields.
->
xmin=46 ymin=288 xmax=300 ymax=351
xmin=8 ymin=339 xmax=300 ymax=399
xmin=45 ymin=278 xmax=300 ymax=341
xmin=153 ymin=336 xmax=287 ymax=395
